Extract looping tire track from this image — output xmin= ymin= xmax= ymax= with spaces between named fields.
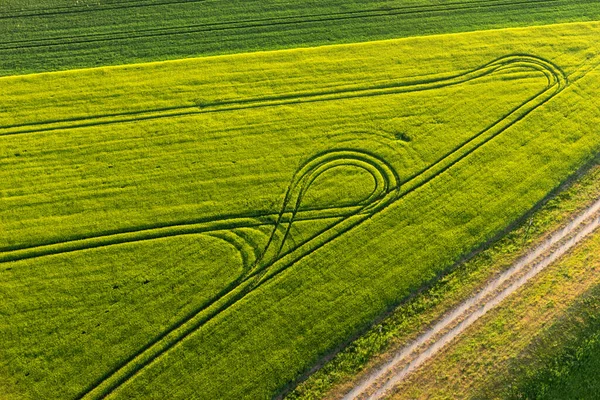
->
xmin=0 ymin=54 xmax=570 ymax=399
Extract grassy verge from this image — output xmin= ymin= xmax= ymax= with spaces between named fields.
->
xmin=505 ymin=284 xmax=600 ymax=400
xmin=1 ymin=0 xmax=600 ymax=75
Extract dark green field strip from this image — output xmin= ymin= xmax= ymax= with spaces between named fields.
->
xmin=0 ymin=0 xmax=197 ymax=11
xmin=0 ymin=55 xmax=565 ymax=400
xmin=0 ymin=0 xmax=556 ymax=22
xmin=0 ymin=0 xmax=543 ymax=20
xmin=0 ymin=0 xmax=558 ymax=50
xmin=1 ymin=0 xmax=599 ymax=75
xmin=0 ymin=55 xmax=559 ymax=138
xmin=0 ymin=0 xmax=208 ymax=19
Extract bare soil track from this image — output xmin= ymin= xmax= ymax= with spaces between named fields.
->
xmin=343 ymin=191 xmax=600 ymax=400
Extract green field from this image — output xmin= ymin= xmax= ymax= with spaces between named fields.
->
xmin=540 ymin=349 xmax=600 ymax=399
xmin=521 ymin=325 xmax=600 ymax=400
xmin=2 ymin=0 xmax=600 ymax=75
xmin=508 ymin=277 xmax=600 ymax=400
xmin=2 ymin=16 xmax=600 ymax=400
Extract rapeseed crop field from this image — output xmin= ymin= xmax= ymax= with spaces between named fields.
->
xmin=1 ymin=2 xmax=600 ymax=399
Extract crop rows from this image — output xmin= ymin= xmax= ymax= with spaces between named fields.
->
xmin=3 ymin=0 xmax=599 ymax=77
xmin=0 ymin=0 xmax=558 ymax=22
xmin=0 ymin=0 xmax=559 ymax=51
xmin=0 ymin=0 xmax=207 ymax=19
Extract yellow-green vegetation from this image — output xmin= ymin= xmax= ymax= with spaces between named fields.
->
xmin=2 ymin=21 xmax=600 ymax=400
xmin=387 ymin=216 xmax=600 ymax=399
xmin=2 ymin=0 xmax=600 ymax=76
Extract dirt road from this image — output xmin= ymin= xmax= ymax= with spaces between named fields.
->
xmin=343 ymin=196 xmax=600 ymax=400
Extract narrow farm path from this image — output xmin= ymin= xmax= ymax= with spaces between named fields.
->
xmin=343 ymin=194 xmax=600 ymax=400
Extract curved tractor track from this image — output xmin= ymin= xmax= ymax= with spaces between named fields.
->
xmin=0 ymin=54 xmax=568 ymax=399
xmin=0 ymin=54 xmax=562 ymax=137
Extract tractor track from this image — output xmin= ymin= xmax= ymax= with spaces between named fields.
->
xmin=0 ymin=55 xmax=558 ymax=137
xmin=0 ymin=0 xmax=553 ymax=20
xmin=0 ymin=0 xmax=559 ymax=50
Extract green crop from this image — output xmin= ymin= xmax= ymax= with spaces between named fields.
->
xmin=1 ymin=0 xmax=600 ymax=76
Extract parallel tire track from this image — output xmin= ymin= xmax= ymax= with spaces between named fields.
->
xmin=0 ymin=54 xmax=556 ymax=137
xmin=0 ymin=0 xmax=558 ymax=51
xmin=0 ymin=0 xmax=546 ymax=20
